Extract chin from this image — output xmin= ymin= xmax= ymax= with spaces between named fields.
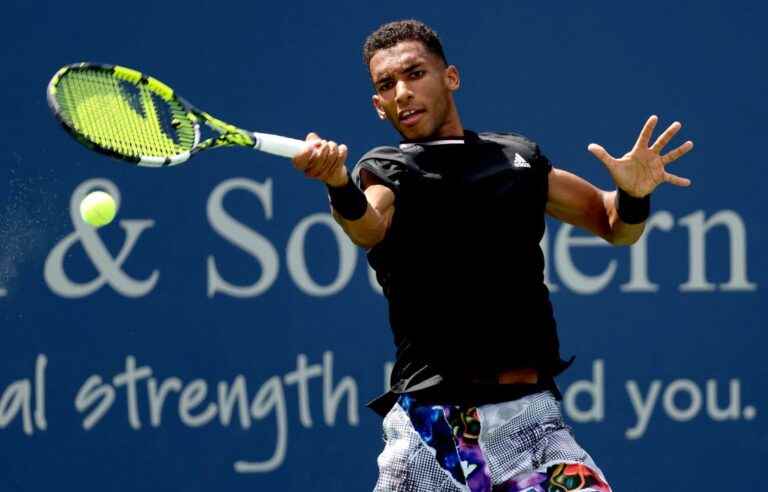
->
xmin=397 ymin=124 xmax=432 ymax=141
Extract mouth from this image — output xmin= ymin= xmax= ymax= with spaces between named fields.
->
xmin=398 ymin=108 xmax=425 ymax=127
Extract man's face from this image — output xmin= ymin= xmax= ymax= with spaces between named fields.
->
xmin=369 ymin=41 xmax=460 ymax=140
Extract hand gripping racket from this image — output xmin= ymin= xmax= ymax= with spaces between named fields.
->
xmin=47 ymin=62 xmax=306 ymax=167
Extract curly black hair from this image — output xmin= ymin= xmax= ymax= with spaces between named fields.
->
xmin=363 ymin=20 xmax=447 ymax=68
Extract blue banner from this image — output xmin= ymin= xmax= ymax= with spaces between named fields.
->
xmin=1 ymin=1 xmax=765 ymax=490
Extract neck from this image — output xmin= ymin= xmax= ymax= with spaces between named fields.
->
xmin=434 ymin=121 xmax=464 ymax=139
xmin=434 ymin=101 xmax=463 ymax=139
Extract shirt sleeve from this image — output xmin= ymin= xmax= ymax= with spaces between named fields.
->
xmin=351 ymin=146 xmax=408 ymax=192
xmin=534 ymin=143 xmax=554 ymax=175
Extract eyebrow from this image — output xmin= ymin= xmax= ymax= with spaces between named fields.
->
xmin=374 ymin=62 xmax=423 ymax=85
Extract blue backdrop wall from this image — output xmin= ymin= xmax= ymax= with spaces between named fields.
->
xmin=1 ymin=1 xmax=765 ymax=491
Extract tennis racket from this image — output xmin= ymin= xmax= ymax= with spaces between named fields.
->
xmin=47 ymin=62 xmax=306 ymax=167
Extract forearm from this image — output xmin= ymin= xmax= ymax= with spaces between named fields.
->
xmin=547 ymin=168 xmax=647 ymax=246
xmin=331 ymin=205 xmax=388 ymax=248
xmin=328 ymin=177 xmax=393 ymax=249
xmin=289 ymin=132 xmax=393 ymax=249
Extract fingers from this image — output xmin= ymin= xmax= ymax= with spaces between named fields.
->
xmin=328 ymin=144 xmax=349 ymax=183
xmin=292 ymin=132 xmax=349 ymax=184
xmin=587 ymin=143 xmax=615 ymax=167
xmin=292 ymin=132 xmax=322 ymax=169
xmin=664 ymin=171 xmax=692 ymax=187
xmin=312 ymin=142 xmax=349 ymax=183
xmin=634 ymin=114 xmax=658 ymax=149
xmin=661 ymin=140 xmax=694 ymax=165
xmin=650 ymin=121 xmax=682 ymax=153
xmin=307 ymin=141 xmax=334 ymax=179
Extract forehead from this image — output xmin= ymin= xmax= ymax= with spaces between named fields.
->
xmin=369 ymin=41 xmax=439 ymax=80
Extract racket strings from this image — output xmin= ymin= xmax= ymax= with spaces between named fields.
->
xmin=54 ymin=69 xmax=195 ymax=158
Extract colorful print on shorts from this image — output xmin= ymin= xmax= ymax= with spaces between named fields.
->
xmin=546 ymin=463 xmax=611 ymax=492
xmin=399 ymin=395 xmax=493 ymax=490
xmin=492 ymin=464 xmax=611 ymax=492
xmin=398 ymin=395 xmax=611 ymax=492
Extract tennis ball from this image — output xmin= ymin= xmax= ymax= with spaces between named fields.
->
xmin=80 ymin=191 xmax=117 ymax=227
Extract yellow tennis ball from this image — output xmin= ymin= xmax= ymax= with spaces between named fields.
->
xmin=80 ymin=191 xmax=117 ymax=227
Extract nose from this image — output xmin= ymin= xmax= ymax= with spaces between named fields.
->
xmin=394 ymin=80 xmax=413 ymax=105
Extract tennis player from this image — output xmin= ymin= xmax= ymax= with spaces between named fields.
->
xmin=292 ymin=20 xmax=693 ymax=492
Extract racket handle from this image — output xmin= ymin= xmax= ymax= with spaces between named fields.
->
xmin=252 ymin=132 xmax=306 ymax=158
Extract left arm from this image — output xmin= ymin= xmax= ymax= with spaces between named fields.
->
xmin=546 ymin=169 xmax=643 ymax=245
xmin=546 ymin=115 xmax=694 ymax=246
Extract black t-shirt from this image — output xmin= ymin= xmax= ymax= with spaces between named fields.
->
xmin=353 ymin=130 xmax=572 ymax=415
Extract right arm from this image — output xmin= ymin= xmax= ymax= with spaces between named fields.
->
xmin=292 ymin=133 xmax=395 ymax=249
xmin=331 ymin=174 xmax=395 ymax=249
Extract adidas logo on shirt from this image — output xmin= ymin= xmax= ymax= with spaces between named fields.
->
xmin=513 ymin=153 xmax=531 ymax=168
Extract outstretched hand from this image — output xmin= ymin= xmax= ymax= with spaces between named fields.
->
xmin=588 ymin=115 xmax=694 ymax=197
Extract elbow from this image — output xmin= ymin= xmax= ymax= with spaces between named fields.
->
xmin=605 ymin=224 xmax=646 ymax=247
xmin=609 ymin=235 xmax=638 ymax=247
xmin=351 ymin=228 xmax=386 ymax=249
xmin=351 ymin=236 xmax=376 ymax=249
xmin=345 ymin=218 xmax=388 ymax=249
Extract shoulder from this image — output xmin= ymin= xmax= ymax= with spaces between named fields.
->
xmin=477 ymin=131 xmax=541 ymax=156
xmin=476 ymin=131 xmax=552 ymax=173
xmin=357 ymin=145 xmax=409 ymax=165
xmin=352 ymin=145 xmax=410 ymax=190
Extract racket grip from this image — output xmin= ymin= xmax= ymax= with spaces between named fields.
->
xmin=252 ymin=132 xmax=307 ymax=158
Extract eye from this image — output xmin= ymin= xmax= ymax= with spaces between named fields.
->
xmin=409 ymin=70 xmax=425 ymax=79
xmin=378 ymin=81 xmax=394 ymax=92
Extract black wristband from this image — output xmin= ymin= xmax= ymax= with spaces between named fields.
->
xmin=615 ymin=188 xmax=650 ymax=224
xmin=327 ymin=171 xmax=368 ymax=220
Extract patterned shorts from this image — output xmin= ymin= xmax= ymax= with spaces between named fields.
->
xmin=373 ymin=391 xmax=611 ymax=492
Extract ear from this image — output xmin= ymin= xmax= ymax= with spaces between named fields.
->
xmin=444 ymin=65 xmax=460 ymax=92
xmin=372 ymin=94 xmax=387 ymax=120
